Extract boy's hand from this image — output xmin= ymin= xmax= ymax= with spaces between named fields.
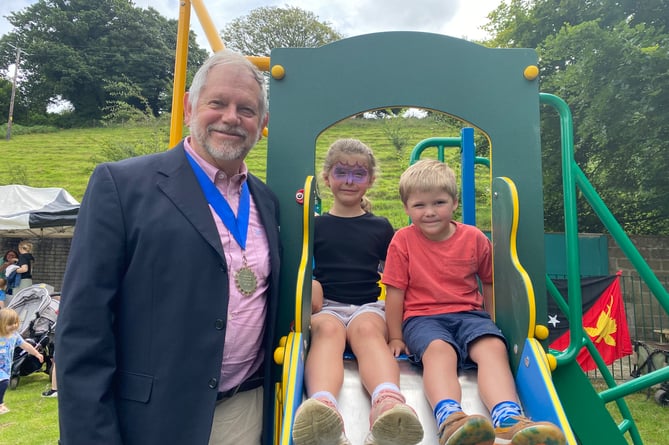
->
xmin=36 ymin=353 xmax=44 ymax=363
xmin=388 ymin=338 xmax=408 ymax=357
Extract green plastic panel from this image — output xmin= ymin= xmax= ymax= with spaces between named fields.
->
xmin=266 ymin=31 xmax=547 ymax=347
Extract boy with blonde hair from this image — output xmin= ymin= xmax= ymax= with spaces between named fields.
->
xmin=383 ymin=159 xmax=565 ymax=445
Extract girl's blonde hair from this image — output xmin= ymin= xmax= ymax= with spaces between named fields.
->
xmin=0 ymin=308 xmax=20 ymax=337
xmin=399 ymin=159 xmax=458 ymax=205
xmin=322 ymin=138 xmax=379 ymax=180
xmin=18 ymin=240 xmax=33 ymax=253
xmin=360 ymin=196 xmax=373 ymax=213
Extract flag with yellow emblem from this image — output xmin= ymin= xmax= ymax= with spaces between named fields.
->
xmin=547 ymin=271 xmax=633 ymax=372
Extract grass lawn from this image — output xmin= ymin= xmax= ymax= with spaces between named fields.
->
xmin=1 ymin=371 xmax=58 ymax=445
xmin=1 ymin=368 xmax=667 ymax=444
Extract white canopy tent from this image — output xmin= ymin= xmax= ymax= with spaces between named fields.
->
xmin=0 ymin=185 xmax=79 ymax=236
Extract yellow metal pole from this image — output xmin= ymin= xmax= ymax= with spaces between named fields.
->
xmin=190 ymin=0 xmax=270 ymax=71
xmin=191 ymin=0 xmax=224 ymax=52
xmin=247 ymin=56 xmax=270 ymax=72
xmin=169 ymin=0 xmax=192 ymax=148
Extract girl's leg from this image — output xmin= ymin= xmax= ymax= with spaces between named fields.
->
xmin=347 ymin=312 xmax=398 ymax=392
xmin=0 ymin=379 xmax=9 ymax=412
xmin=294 ymin=314 xmax=350 ymax=445
xmin=348 ymin=312 xmax=423 ymax=445
xmin=304 ymin=313 xmax=347 ymax=397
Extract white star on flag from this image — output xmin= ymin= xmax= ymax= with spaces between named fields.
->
xmin=548 ymin=314 xmax=561 ymax=328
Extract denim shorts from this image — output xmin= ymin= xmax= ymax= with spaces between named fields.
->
xmin=402 ymin=310 xmax=507 ymax=370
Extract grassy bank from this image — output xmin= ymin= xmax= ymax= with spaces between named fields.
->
xmin=0 ymin=117 xmax=492 ymax=230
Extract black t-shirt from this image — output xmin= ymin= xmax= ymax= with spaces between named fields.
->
xmin=18 ymin=253 xmax=34 ymax=279
xmin=313 ymin=212 xmax=395 ymax=305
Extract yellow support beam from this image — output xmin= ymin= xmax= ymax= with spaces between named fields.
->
xmin=169 ymin=0 xmax=191 ymax=147
xmin=191 ymin=0 xmax=224 ymax=52
xmin=169 ymin=0 xmax=271 ymax=147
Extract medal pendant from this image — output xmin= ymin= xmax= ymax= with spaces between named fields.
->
xmin=235 ymin=266 xmax=258 ymax=296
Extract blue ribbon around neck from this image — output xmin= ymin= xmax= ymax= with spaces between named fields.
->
xmin=184 ymin=151 xmax=250 ymax=250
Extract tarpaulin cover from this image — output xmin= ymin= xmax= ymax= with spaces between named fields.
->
xmin=0 ymin=185 xmax=79 ymax=230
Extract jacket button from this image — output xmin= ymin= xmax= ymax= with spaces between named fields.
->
xmin=215 ymin=319 xmax=224 ymax=330
xmin=208 ymin=378 xmax=218 ymax=389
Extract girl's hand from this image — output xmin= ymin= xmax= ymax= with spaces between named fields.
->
xmin=388 ymin=338 xmax=407 ymax=357
xmin=35 ymin=353 xmax=44 ymax=363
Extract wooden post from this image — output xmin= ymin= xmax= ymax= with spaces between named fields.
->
xmin=6 ymin=45 xmax=22 ymax=141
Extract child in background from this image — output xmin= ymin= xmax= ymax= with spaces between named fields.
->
xmin=0 ymin=308 xmax=44 ymax=414
xmin=383 ymin=160 xmax=565 ymax=445
xmin=15 ymin=240 xmax=35 ymax=291
xmin=293 ymin=139 xmax=423 ymax=445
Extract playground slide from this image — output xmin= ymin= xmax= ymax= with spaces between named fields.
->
xmin=337 ymin=358 xmax=487 ymax=444
xmin=275 ymin=176 xmax=577 ymax=444
xmin=279 ymin=345 xmax=575 ymax=445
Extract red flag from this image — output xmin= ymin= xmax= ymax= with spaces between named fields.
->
xmin=549 ymin=272 xmax=633 ymax=372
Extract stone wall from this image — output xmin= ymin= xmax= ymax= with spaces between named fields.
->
xmin=607 ymin=235 xmax=669 ymax=343
xmin=1 ymin=235 xmax=72 ymax=292
xmin=608 ymin=235 xmax=669 ymax=278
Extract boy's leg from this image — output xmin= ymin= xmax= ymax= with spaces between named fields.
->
xmin=423 ymin=340 xmax=495 ymax=445
xmin=404 ymin=314 xmax=496 ymax=445
xmin=469 ymin=335 xmax=566 ymax=445
xmin=468 ymin=336 xmax=518 ymax=407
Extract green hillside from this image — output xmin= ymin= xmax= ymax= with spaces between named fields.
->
xmin=0 ymin=117 xmax=492 ymax=230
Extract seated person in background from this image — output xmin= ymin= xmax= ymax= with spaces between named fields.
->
xmin=383 ymin=159 xmax=566 ymax=445
xmin=0 ymin=250 xmax=20 ymax=297
xmin=4 ymin=262 xmax=20 ymax=294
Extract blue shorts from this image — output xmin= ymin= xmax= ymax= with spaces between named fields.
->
xmin=402 ymin=311 xmax=507 ymax=370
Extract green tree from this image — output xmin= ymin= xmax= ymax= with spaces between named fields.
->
xmin=220 ymin=6 xmax=343 ymax=57
xmin=0 ymin=0 xmax=208 ymax=123
xmin=0 ymin=76 xmax=30 ymax=125
xmin=483 ymin=0 xmax=669 ymax=235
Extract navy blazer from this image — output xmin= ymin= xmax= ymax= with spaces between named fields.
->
xmin=56 ymin=143 xmax=281 ymax=445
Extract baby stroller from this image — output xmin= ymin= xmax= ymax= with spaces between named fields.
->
xmin=7 ymin=284 xmax=58 ymax=389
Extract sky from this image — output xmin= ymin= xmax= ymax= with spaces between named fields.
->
xmin=1 ymin=0 xmax=504 ymax=50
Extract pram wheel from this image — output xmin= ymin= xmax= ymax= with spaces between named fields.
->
xmin=655 ymin=388 xmax=669 ymax=406
xmin=9 ymin=376 xmax=20 ymax=390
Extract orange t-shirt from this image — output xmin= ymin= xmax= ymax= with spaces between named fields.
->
xmin=382 ymin=222 xmax=492 ymax=320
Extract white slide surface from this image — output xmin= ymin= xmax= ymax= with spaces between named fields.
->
xmin=337 ymin=358 xmax=489 ymax=444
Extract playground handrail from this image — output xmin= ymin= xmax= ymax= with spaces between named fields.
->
xmin=540 ymin=93 xmax=669 ymax=366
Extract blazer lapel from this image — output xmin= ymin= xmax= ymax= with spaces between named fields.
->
xmin=155 ymin=144 xmax=226 ymax=261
